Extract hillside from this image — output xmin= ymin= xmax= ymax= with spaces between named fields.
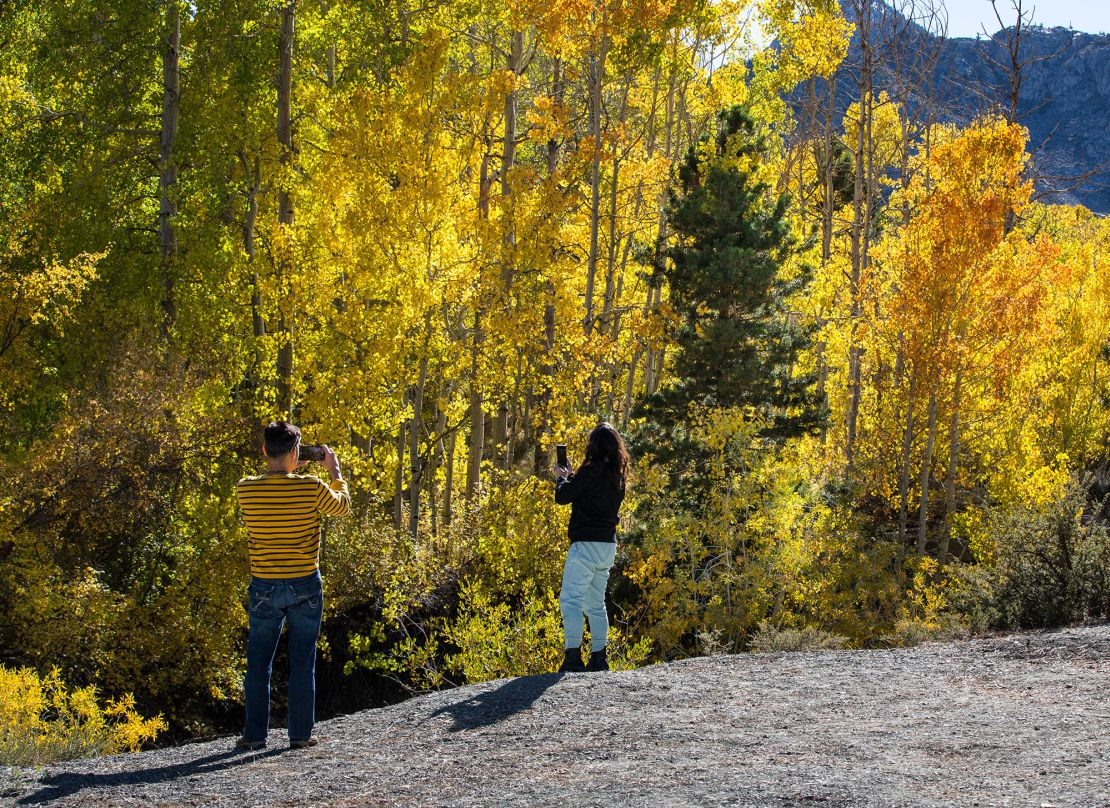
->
xmin=3 ymin=626 xmax=1108 ymax=807
xmin=940 ymin=26 xmax=1110 ymax=211
xmin=825 ymin=2 xmax=1110 ymax=212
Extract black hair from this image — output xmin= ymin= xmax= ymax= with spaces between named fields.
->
xmin=580 ymin=422 xmax=630 ymax=489
xmin=263 ymin=421 xmax=301 ymax=459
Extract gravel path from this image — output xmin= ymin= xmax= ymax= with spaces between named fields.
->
xmin=3 ymin=626 xmax=1108 ymax=807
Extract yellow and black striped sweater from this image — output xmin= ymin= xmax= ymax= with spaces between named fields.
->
xmin=236 ymin=472 xmax=351 ymax=579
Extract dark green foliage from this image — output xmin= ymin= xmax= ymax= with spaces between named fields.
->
xmin=634 ymin=106 xmax=825 ymax=485
xmin=955 ymin=476 xmax=1110 ymax=629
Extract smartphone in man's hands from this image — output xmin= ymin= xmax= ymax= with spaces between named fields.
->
xmin=299 ymin=444 xmax=326 ymax=462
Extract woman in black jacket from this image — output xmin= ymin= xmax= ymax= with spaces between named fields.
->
xmin=553 ymin=422 xmax=630 ymax=672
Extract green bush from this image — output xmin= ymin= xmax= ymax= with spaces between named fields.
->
xmin=956 ymin=475 xmax=1110 ymax=629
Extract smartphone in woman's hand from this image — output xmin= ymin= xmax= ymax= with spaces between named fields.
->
xmin=556 ymin=444 xmax=568 ymax=468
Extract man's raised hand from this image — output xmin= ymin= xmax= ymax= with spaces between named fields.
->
xmin=322 ymin=445 xmax=342 ymax=480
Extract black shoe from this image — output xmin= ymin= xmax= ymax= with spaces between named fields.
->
xmin=586 ymin=648 xmax=609 ymax=672
xmin=235 ymin=737 xmax=266 ymax=751
xmin=558 ymin=648 xmax=585 ymax=673
xmin=290 ymin=737 xmax=318 ymax=750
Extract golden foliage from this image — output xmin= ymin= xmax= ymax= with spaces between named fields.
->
xmin=0 ymin=0 xmax=1107 ymax=749
xmin=0 ymin=665 xmax=166 ymax=765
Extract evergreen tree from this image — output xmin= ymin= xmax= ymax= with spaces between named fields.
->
xmin=635 ymin=106 xmax=825 ymax=477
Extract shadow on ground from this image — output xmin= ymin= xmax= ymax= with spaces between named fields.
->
xmin=15 ymin=747 xmax=288 ymax=806
xmin=429 ymin=672 xmax=564 ymax=732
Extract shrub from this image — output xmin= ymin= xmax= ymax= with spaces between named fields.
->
xmin=0 ymin=665 xmax=166 ymax=766
xmin=442 ymin=584 xmax=565 ymax=683
xmin=882 ymin=615 xmax=969 ymax=648
xmin=439 ymin=583 xmax=652 ymax=682
xmin=348 ymin=570 xmax=653 ymax=690
xmin=747 ymin=621 xmax=849 ymax=653
xmin=0 ymin=352 xmax=249 ymax=731
xmin=967 ymin=475 xmax=1110 ymax=629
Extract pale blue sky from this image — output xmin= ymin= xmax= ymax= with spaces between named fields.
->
xmin=944 ymin=0 xmax=1110 ymax=38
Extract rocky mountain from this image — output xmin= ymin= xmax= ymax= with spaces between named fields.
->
xmin=943 ymin=26 xmax=1110 ymax=210
xmin=825 ymin=2 xmax=1110 ymax=212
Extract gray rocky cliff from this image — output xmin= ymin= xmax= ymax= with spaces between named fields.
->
xmin=814 ymin=2 xmax=1110 ymax=212
xmin=942 ymin=26 xmax=1110 ymax=209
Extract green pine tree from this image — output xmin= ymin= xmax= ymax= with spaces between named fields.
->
xmin=635 ymin=105 xmax=825 ymax=482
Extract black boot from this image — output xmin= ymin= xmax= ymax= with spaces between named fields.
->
xmin=558 ymin=647 xmax=585 ymax=673
xmin=586 ymin=647 xmax=609 ymax=672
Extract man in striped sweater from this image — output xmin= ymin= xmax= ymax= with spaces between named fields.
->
xmin=234 ymin=421 xmax=351 ymax=751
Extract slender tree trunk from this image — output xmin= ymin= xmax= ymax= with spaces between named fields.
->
xmin=241 ymin=153 xmax=265 ymax=341
xmin=159 ymin=1 xmax=180 ymax=334
xmin=466 ymin=312 xmax=485 ymax=503
xmin=321 ymin=1 xmax=336 ymax=89
xmin=622 ymin=345 xmax=643 ymax=425
xmin=534 ymin=281 xmax=556 ymax=474
xmin=815 ymin=77 xmax=836 ymax=445
xmin=275 ymin=0 xmax=297 ymax=415
xmin=589 ymin=148 xmax=622 ymax=408
xmin=534 ymin=57 xmax=563 ymax=474
xmin=855 ymin=65 xmax=879 ymax=457
xmin=393 ymin=417 xmax=405 ymax=533
xmin=504 ymin=351 xmax=524 ymax=469
xmin=605 ymin=233 xmax=633 ymax=414
xmin=522 ymin=389 xmax=535 ymax=459
xmin=445 ymin=426 xmax=457 ymax=527
xmin=491 ymin=30 xmax=523 ymax=465
xmin=602 ymin=151 xmax=622 ymax=326
xmin=276 ymin=3 xmax=295 ymax=235
xmin=618 ymin=63 xmax=664 ymax=423
xmin=845 ymin=2 xmax=873 ymax=469
xmin=940 ymin=366 xmax=963 ymax=563
xmin=644 ymin=218 xmax=668 ymax=397
xmin=430 ymin=388 xmax=448 ymax=540
xmin=408 ymin=387 xmax=425 ymax=538
xmin=818 ymin=87 xmax=834 ymax=257
xmin=546 ymin=57 xmax=563 ymax=178
xmin=650 ymin=336 xmax=666 ymax=396
xmin=239 ymin=151 xmax=265 ymax=432
xmin=467 ymin=129 xmax=493 ymax=502
xmin=500 ymin=30 xmax=521 ymax=284
xmin=583 ymin=32 xmax=609 ymax=334
xmin=898 ymin=376 xmax=916 ymax=545
xmin=601 ymin=87 xmax=636 ymax=411
xmin=916 ymin=389 xmax=939 ymax=555
xmin=408 ymin=329 xmax=430 ymax=537
xmin=644 ymin=63 xmax=677 ymax=398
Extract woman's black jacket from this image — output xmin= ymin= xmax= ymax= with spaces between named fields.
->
xmin=554 ymin=467 xmax=624 ymax=543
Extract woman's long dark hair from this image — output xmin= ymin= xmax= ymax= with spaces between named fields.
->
xmin=580 ymin=422 xmax=630 ymax=489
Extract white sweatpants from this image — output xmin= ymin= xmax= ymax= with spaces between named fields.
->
xmin=559 ymin=540 xmax=617 ymax=652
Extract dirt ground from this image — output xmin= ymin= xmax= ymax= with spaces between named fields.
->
xmin=3 ymin=625 xmax=1108 ymax=807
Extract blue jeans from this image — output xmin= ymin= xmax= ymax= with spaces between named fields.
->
xmin=243 ymin=571 xmax=323 ymax=743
